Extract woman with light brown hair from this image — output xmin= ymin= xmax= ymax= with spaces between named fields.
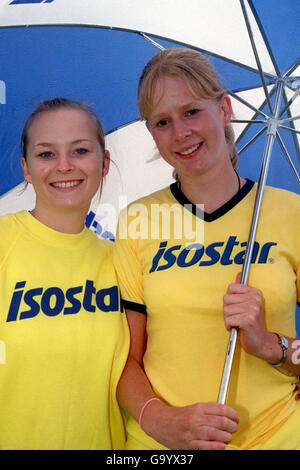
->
xmin=0 ymin=98 xmax=129 ymax=449
xmin=114 ymin=48 xmax=300 ymax=450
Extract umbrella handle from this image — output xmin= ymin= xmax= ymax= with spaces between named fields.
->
xmin=217 ymin=82 xmax=284 ymax=405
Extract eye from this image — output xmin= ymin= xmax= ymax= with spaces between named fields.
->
xmin=74 ymin=148 xmax=89 ymax=155
xmin=38 ymin=151 xmax=53 ymax=159
xmin=186 ymin=108 xmax=200 ymax=117
xmin=155 ymin=118 xmax=169 ymax=128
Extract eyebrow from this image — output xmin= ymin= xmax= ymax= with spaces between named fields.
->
xmin=33 ymin=139 xmax=94 ymax=148
xmin=149 ymin=101 xmax=201 ymax=121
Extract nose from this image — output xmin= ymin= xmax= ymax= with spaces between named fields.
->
xmin=57 ymin=153 xmax=75 ymax=173
xmin=173 ymin=118 xmax=192 ymax=141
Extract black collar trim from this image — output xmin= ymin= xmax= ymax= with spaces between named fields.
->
xmin=170 ymin=179 xmax=254 ymax=222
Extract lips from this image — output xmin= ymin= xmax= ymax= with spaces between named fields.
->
xmin=176 ymin=142 xmax=203 ymax=159
xmin=50 ymin=179 xmax=83 ymax=189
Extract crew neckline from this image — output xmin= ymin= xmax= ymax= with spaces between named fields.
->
xmin=170 ymin=179 xmax=254 ymax=222
xmin=15 ymin=210 xmax=90 ymax=248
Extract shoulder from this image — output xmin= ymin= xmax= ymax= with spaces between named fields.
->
xmin=116 ymin=186 xmax=173 ymax=240
xmin=84 ymin=228 xmax=114 ymax=253
xmin=258 ymin=186 xmax=299 ymax=247
xmin=0 ymin=211 xmax=26 ymax=263
xmin=0 ymin=211 xmax=23 ymax=235
xmin=264 ymin=184 xmax=299 ymax=199
xmin=263 ymin=185 xmax=300 ymax=212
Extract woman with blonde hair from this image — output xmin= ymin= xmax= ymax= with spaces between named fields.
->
xmin=114 ymin=48 xmax=300 ymax=450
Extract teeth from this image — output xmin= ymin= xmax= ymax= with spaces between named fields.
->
xmin=52 ymin=181 xmax=81 ymax=188
xmin=179 ymin=143 xmax=201 ymax=156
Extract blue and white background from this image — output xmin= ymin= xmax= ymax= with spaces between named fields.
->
xmin=0 ymin=0 xmax=299 ymax=328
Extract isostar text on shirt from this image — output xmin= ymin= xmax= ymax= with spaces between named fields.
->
xmin=149 ymin=236 xmax=277 ymax=272
xmin=6 ymin=280 xmax=120 ymax=322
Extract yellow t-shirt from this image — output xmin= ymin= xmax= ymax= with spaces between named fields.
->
xmin=113 ymin=180 xmax=300 ymax=450
xmin=0 ymin=211 xmax=129 ymax=450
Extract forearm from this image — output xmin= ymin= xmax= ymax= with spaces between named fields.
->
xmin=259 ymin=331 xmax=300 ymax=377
xmin=118 ymin=310 xmax=240 ymax=450
xmin=116 ymin=354 xmax=161 ymax=423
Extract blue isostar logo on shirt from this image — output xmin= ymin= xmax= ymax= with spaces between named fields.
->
xmin=6 ymin=280 xmax=120 ymax=322
xmin=149 ymin=236 xmax=277 ymax=272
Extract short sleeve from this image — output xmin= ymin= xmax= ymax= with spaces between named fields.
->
xmin=112 ymin=208 xmax=147 ymax=314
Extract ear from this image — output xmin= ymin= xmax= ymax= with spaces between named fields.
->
xmin=220 ymin=95 xmax=232 ymax=127
xmin=21 ymin=157 xmax=32 ymax=184
xmin=102 ymin=150 xmax=110 ymax=177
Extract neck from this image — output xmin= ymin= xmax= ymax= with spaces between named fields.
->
xmin=30 ymin=204 xmax=88 ymax=234
xmin=178 ymin=166 xmax=244 ymax=214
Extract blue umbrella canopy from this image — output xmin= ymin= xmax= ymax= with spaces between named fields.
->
xmin=0 ymin=1 xmax=299 ymax=249
xmin=0 ymin=0 xmax=299 ymax=203
xmin=0 ymin=0 xmax=299 ymax=329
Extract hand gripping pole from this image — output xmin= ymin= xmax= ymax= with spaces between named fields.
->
xmin=217 ymin=81 xmax=284 ymax=405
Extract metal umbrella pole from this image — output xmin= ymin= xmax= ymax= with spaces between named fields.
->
xmin=217 ymin=79 xmax=284 ymax=404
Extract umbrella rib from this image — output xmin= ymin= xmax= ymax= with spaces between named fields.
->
xmin=283 ymin=58 xmax=300 ymax=79
xmin=232 ymin=83 xmax=274 ymax=94
xmin=139 ymin=32 xmax=165 ymax=51
xmin=276 ymin=132 xmax=300 ymax=184
xmin=232 ymin=119 xmax=266 ymax=124
xmin=280 ymin=89 xmax=300 ymax=165
xmin=247 ymin=0 xmax=281 ymax=77
xmin=279 ymin=89 xmax=300 ymax=118
xmin=235 ymin=86 xmax=277 ymax=145
xmin=138 ymin=31 xmax=277 ymax=80
xmin=280 ymin=115 xmax=300 ymax=125
xmin=240 ymin=0 xmax=273 ymax=114
xmin=237 ymin=126 xmax=267 ymax=156
xmin=279 ymin=125 xmax=300 ymax=136
xmin=228 ymin=91 xmax=269 ymax=118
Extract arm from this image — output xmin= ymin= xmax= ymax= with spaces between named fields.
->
xmin=223 ymin=273 xmax=300 ymax=380
xmin=117 ymin=309 xmax=239 ymax=450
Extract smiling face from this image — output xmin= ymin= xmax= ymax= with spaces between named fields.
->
xmin=146 ymin=75 xmax=232 ymax=181
xmin=21 ymin=108 xmax=109 ymax=219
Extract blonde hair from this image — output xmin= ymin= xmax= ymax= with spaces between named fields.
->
xmin=138 ymin=48 xmax=238 ymax=170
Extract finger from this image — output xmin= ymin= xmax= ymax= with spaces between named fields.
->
xmin=224 ymin=313 xmax=249 ymax=330
xmin=201 ymin=403 xmax=239 ymax=423
xmin=224 ymin=302 xmax=260 ymax=316
xmin=224 ymin=300 xmax=262 ymax=319
xmin=192 ymin=429 xmax=233 ymax=448
xmin=191 ymin=439 xmax=227 ymax=451
xmin=224 ymin=312 xmax=263 ymax=334
xmin=226 ymin=283 xmax=253 ymax=295
xmin=201 ymin=414 xmax=239 ymax=434
xmin=224 ymin=292 xmax=253 ymax=305
xmin=224 ymin=290 xmax=262 ymax=305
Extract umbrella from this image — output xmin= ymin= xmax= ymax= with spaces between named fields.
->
xmin=0 ymin=0 xmax=299 ymax=396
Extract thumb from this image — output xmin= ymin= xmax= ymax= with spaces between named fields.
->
xmin=235 ymin=272 xmax=242 ymax=284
